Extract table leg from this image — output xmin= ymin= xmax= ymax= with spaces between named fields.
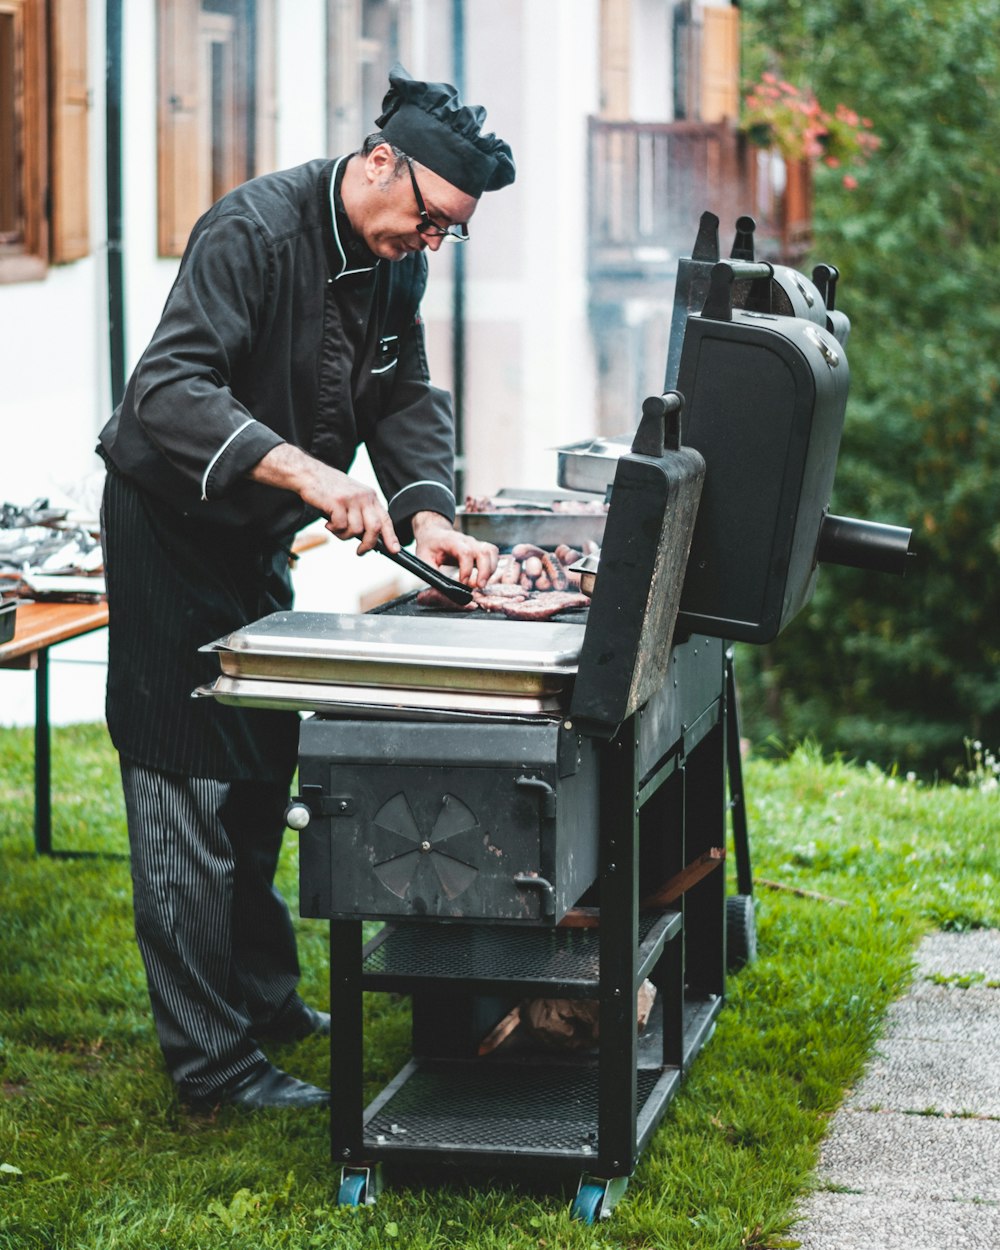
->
xmin=34 ymin=647 xmax=52 ymax=855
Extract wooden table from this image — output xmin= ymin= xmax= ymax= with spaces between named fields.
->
xmin=0 ymin=531 xmax=327 ymax=855
xmin=0 ymin=600 xmax=109 ymax=854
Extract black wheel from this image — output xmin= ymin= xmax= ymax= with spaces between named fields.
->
xmin=726 ymin=893 xmax=757 ymax=970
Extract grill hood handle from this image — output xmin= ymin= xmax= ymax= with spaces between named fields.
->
xmin=702 ymin=260 xmax=774 ymax=322
xmin=632 ymin=391 xmax=685 ymax=458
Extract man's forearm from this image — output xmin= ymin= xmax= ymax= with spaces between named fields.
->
xmin=247 ymin=442 xmax=323 ymax=495
xmin=247 ymin=443 xmax=398 ymax=552
xmin=410 ymin=509 xmax=455 ymax=541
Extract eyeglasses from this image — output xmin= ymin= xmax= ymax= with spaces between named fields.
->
xmin=405 ymin=158 xmax=469 ymax=243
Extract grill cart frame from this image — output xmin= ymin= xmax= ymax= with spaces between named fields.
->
xmin=314 ymin=629 xmax=737 ymax=1219
xmin=198 ymin=211 xmax=910 ymax=1221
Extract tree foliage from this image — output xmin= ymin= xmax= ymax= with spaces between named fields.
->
xmin=737 ymin=0 xmax=1000 ymax=776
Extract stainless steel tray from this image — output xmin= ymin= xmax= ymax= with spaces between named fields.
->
xmin=556 ymin=434 xmax=633 ymax=495
xmin=456 ymin=488 xmax=607 ymax=550
xmin=202 ymin=611 xmax=585 ymax=695
xmin=194 ymin=675 xmax=567 ymax=719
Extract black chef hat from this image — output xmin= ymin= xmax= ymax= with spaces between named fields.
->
xmin=376 ymin=63 xmax=515 ymax=198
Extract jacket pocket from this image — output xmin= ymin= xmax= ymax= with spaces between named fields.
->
xmin=372 ymin=334 xmax=399 ymax=376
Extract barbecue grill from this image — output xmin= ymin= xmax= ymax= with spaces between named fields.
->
xmin=197 ymin=211 xmax=912 ymax=1222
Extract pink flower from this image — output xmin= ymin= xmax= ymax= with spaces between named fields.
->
xmin=843 ymin=174 xmax=858 ymax=190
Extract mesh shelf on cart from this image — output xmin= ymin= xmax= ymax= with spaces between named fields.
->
xmin=365 ymin=1060 xmax=664 ymax=1155
xmin=362 ymin=913 xmax=678 ymax=993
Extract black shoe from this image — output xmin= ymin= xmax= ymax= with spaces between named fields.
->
xmin=195 ymin=1062 xmax=329 ymax=1111
xmin=254 ymin=1004 xmax=330 ymax=1043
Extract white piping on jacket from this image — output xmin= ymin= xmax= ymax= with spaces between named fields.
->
xmin=201 ymin=419 xmax=255 ymax=500
xmin=389 ymin=480 xmax=456 ymax=511
xmin=328 ymin=156 xmax=377 ymax=281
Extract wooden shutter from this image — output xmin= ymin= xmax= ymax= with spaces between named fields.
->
xmin=0 ymin=0 xmax=48 ymax=282
xmin=157 ymin=0 xmax=277 ymax=258
xmin=157 ymin=0 xmax=201 ymax=257
xmin=49 ymin=0 xmax=89 ymax=262
xmin=700 ymin=3 xmax=739 ymax=123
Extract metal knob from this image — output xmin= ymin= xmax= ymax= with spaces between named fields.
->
xmin=285 ymin=803 xmax=312 ymax=831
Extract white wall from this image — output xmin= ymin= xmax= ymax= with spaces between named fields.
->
xmin=632 ymin=0 xmax=674 ymax=122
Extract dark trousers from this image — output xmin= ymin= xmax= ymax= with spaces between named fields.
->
xmin=120 ymin=760 xmax=305 ymax=1100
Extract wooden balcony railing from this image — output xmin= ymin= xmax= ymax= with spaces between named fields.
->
xmin=588 ymin=116 xmax=811 ymax=290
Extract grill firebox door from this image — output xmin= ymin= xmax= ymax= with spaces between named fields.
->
xmin=296 ymin=716 xmax=598 ymax=925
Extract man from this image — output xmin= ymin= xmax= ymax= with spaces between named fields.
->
xmin=96 ymin=65 xmax=514 ymax=1111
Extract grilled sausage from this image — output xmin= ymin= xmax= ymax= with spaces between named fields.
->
xmin=541 ymin=551 xmax=568 ymax=591
xmin=511 ymin=542 xmax=547 ymax=561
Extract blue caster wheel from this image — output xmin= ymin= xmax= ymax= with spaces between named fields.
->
xmin=570 ymin=1181 xmax=605 ymax=1223
xmin=726 ymin=893 xmax=757 ymax=970
xmin=337 ymin=1173 xmax=367 ymax=1207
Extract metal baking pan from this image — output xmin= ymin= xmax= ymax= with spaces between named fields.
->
xmin=555 ymin=434 xmax=633 ymax=495
xmin=193 ymin=675 xmax=568 ymax=719
xmin=456 ymin=487 xmax=607 ymax=550
xmin=202 ymin=612 xmax=585 ymax=695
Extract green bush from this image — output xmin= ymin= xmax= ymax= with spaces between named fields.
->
xmin=739 ymin=0 xmax=1000 ymax=776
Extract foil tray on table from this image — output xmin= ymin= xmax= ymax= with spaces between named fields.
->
xmin=195 ymin=610 xmax=586 ymax=717
xmin=0 ymin=599 xmax=16 ymax=645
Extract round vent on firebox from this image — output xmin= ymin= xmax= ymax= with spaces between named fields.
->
xmin=371 ymin=791 xmax=481 ymax=902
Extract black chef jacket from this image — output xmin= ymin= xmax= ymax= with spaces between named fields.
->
xmin=97 ymin=156 xmax=459 ymax=781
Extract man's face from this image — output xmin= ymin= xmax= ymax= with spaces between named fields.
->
xmin=359 ymin=144 xmax=478 ymax=261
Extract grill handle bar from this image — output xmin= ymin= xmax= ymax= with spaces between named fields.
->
xmin=632 ymin=391 xmax=685 ymax=457
xmin=373 ymin=538 xmax=473 ymax=605
xmin=702 ymin=260 xmax=774 ymax=322
xmin=817 ymin=513 xmax=913 ymax=575
xmin=513 ymin=873 xmax=556 ymax=919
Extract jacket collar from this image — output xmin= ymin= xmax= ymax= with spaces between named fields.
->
xmin=326 ymin=155 xmax=380 ymax=279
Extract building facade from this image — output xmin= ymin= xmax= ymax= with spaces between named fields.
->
xmin=2 ymin=0 xmax=776 ymax=723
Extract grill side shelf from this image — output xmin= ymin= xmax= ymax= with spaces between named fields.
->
xmin=360 ymin=911 xmax=681 ymax=997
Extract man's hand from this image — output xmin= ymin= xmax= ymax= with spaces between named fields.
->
xmin=249 ymin=444 xmax=399 ymax=554
xmin=411 ymin=511 xmax=498 ymax=588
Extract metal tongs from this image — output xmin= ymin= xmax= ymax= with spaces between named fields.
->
xmin=373 ymin=538 xmax=473 ymax=606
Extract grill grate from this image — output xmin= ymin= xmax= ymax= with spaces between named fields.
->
xmin=371 ymin=590 xmax=590 ymax=625
xmin=365 ymin=1060 xmax=663 ymax=1155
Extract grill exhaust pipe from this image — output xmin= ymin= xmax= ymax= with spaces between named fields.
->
xmin=817 ymin=513 xmax=913 ymax=575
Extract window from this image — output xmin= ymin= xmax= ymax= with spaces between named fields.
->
xmin=0 ymin=0 xmax=88 ymax=284
xmin=157 ymin=0 xmax=276 ymax=258
xmin=327 ymin=0 xmax=412 ymax=158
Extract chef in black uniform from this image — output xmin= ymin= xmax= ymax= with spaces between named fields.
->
xmin=96 ymin=65 xmax=514 ymax=1111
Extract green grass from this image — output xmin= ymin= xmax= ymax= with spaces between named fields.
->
xmin=1 ymin=725 xmax=997 ymax=1249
